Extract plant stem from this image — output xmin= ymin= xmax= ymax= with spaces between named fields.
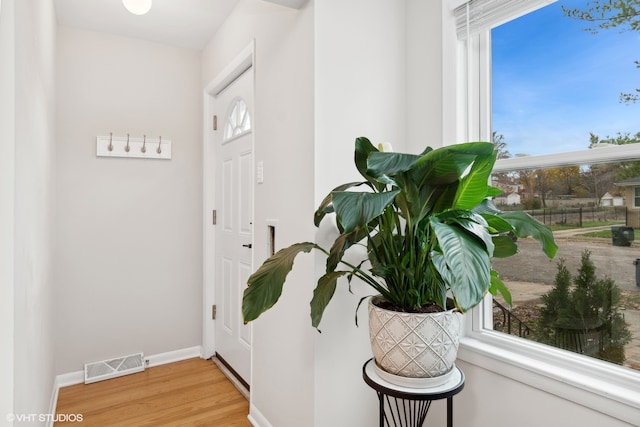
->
xmin=314 ymin=244 xmax=389 ymax=297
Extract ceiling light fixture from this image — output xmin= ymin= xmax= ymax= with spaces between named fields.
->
xmin=122 ymin=0 xmax=152 ymax=16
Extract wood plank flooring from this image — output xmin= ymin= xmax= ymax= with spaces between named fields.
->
xmin=55 ymin=358 xmax=251 ymax=427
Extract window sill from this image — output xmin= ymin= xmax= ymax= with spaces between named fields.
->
xmin=458 ymin=331 xmax=640 ymax=425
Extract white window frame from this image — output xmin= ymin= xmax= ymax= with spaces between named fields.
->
xmin=444 ymin=1 xmax=640 ymax=424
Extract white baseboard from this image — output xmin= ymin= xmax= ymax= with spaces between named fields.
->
xmin=47 ymin=372 xmax=82 ymax=427
xmin=47 ymin=380 xmax=60 ymax=427
xmin=248 ymin=404 xmax=274 ymax=427
xmin=54 ymin=370 xmax=84 ymax=389
xmin=145 ymin=346 xmax=202 ymax=368
xmin=47 ymin=346 xmax=203 ymax=427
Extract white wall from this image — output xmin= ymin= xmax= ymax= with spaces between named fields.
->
xmin=202 ymin=1 xmax=447 ymax=426
xmin=7 ymin=0 xmax=58 ymax=423
xmin=0 ymin=0 xmax=16 ymax=421
xmin=201 ymin=1 xmax=315 ymax=426
xmin=406 ymin=0 xmax=444 ymax=151
xmin=313 ymin=1 xmax=407 ymax=426
xmin=455 ymin=360 xmax=633 ymax=427
xmin=54 ymin=28 xmax=203 ymax=374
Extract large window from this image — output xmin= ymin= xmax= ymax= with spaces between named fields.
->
xmin=488 ymin=1 xmax=640 ymax=373
xmin=450 ymin=0 xmax=640 ymax=422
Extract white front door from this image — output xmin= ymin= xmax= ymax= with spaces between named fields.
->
xmin=213 ymin=68 xmax=253 ymax=385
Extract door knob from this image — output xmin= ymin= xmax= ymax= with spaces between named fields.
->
xmin=242 ymin=243 xmax=252 ymax=248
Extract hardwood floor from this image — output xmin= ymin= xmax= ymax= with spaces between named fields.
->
xmin=55 ymin=358 xmax=251 ymax=426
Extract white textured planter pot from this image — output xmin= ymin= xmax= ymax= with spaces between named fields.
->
xmin=368 ymin=296 xmax=462 ymax=387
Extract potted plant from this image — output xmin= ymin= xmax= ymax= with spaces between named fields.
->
xmin=242 ymin=137 xmax=557 ymax=386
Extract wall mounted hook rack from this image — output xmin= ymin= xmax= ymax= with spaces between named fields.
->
xmin=96 ymin=134 xmax=172 ymax=160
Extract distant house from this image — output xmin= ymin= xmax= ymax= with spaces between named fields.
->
xmin=600 ymin=192 xmax=613 ymax=207
xmin=491 ymin=177 xmax=522 ymax=195
xmin=614 ymin=177 xmax=640 ymax=227
xmin=494 ymin=192 xmax=521 ymax=206
xmin=600 ymin=192 xmax=624 ymax=207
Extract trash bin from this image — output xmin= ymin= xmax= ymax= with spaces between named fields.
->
xmin=611 ymin=226 xmax=634 ymax=247
xmin=634 ymin=259 xmax=640 ymax=287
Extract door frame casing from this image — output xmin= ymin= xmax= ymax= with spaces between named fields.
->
xmin=202 ymin=40 xmax=255 ymax=360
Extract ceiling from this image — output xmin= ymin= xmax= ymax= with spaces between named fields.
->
xmin=54 ymin=0 xmax=241 ymax=50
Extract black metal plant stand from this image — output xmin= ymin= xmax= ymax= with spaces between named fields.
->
xmin=362 ymin=359 xmax=465 ymax=427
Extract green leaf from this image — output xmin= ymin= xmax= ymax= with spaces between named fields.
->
xmin=492 ymin=234 xmax=518 ymax=258
xmin=354 ymin=295 xmax=373 ymax=327
xmin=311 ymin=271 xmax=348 ymax=329
xmin=391 ymin=172 xmax=434 ymax=221
xmin=412 ymin=142 xmax=493 ymax=187
xmin=354 ymin=137 xmax=379 ymax=182
xmin=326 ymin=229 xmax=367 ymax=273
xmin=452 ymin=144 xmax=497 ymax=210
xmin=314 ymin=181 xmax=370 ymax=227
xmin=489 ymin=270 xmax=512 ymax=307
xmin=426 ymin=253 xmax=450 ymax=309
xmin=332 ymin=190 xmax=400 ymax=233
xmin=472 ymin=198 xmax=501 ymax=215
xmin=399 ymin=143 xmax=494 ymax=216
xmin=431 ymin=218 xmax=491 ymax=312
xmin=367 ymin=151 xmax=421 ymax=184
xmin=481 ymin=212 xmax=514 ymax=234
xmin=499 ymin=211 xmax=558 ymax=258
xmin=486 ymin=186 xmax=502 ymax=197
xmin=439 ymin=210 xmax=494 ymax=256
xmin=243 ymin=242 xmax=317 ymax=322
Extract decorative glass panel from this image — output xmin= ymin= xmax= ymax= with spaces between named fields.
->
xmin=223 ymin=98 xmax=252 ymax=141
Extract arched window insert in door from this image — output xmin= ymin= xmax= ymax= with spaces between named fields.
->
xmin=223 ymin=97 xmax=252 ymax=142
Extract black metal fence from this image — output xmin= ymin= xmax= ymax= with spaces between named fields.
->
xmin=504 ymin=206 xmax=625 ymax=227
xmin=493 ymin=300 xmax=533 ymax=338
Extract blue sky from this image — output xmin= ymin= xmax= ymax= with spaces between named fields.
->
xmin=492 ymin=0 xmax=640 ymax=156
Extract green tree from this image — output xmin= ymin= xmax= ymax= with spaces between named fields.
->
xmin=550 ymin=166 xmax=581 ymax=195
xmin=580 ymin=162 xmax=618 ymax=204
xmin=534 ymin=169 xmax=554 ymax=208
xmin=588 ymin=131 xmax=640 ymax=183
xmin=491 ymin=132 xmax=522 ymax=205
xmin=537 ymin=259 xmax=572 ymax=342
xmin=532 ymin=167 xmax=581 ymax=206
xmin=564 ymin=0 xmax=640 ymax=103
xmin=537 ymin=251 xmax=631 ymax=364
xmin=516 ymin=168 xmax=542 ymax=209
xmin=492 ymin=131 xmax=511 ymax=159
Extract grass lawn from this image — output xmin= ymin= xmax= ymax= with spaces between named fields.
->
xmin=549 ymin=221 xmax=624 ymax=231
xmin=580 ymin=230 xmax=612 ymax=238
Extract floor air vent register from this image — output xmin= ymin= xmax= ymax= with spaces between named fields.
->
xmin=84 ymin=352 xmax=145 ymax=384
